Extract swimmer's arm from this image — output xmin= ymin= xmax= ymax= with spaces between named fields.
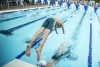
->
xmin=57 ymin=20 xmax=65 ymax=34
xmin=62 ymin=44 xmax=66 ymax=54
xmin=57 ymin=41 xmax=66 ymax=52
xmin=62 ymin=49 xmax=65 ymax=54
xmin=62 ymin=24 xmax=65 ymax=34
xmin=55 ymin=25 xmax=59 ymax=34
xmin=57 ymin=43 xmax=63 ymax=51
xmin=61 ymin=41 xmax=67 ymax=54
xmin=57 ymin=45 xmax=65 ymax=54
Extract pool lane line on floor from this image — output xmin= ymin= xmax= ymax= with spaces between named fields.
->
xmin=0 ymin=8 xmax=68 ymax=35
xmin=88 ymin=13 xmax=92 ymax=67
xmin=63 ymin=11 xmax=87 ymax=61
xmin=72 ymin=12 xmax=86 ymax=40
xmin=15 ymin=9 xmax=79 ymax=60
xmin=0 ymin=7 xmax=59 ymax=23
xmin=71 ymin=11 xmax=86 ymax=41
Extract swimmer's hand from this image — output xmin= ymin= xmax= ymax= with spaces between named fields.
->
xmin=61 ymin=24 xmax=65 ymax=35
xmin=55 ymin=26 xmax=59 ymax=34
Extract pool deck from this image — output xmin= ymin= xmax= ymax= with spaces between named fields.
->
xmin=3 ymin=59 xmax=37 ymax=67
xmin=0 ymin=5 xmax=51 ymax=13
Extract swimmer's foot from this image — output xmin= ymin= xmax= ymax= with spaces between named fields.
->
xmin=36 ymin=48 xmax=41 ymax=61
xmin=25 ymin=45 xmax=31 ymax=56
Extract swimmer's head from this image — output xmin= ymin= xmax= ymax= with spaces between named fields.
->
xmin=53 ymin=17 xmax=63 ymax=28
xmin=56 ymin=23 xmax=62 ymax=28
xmin=57 ymin=25 xmax=62 ymax=28
xmin=37 ymin=60 xmax=46 ymax=67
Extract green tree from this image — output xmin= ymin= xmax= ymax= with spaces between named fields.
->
xmin=95 ymin=0 xmax=99 ymax=3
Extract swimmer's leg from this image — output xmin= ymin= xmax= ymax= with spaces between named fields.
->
xmin=36 ymin=29 xmax=50 ymax=61
xmin=26 ymin=27 xmax=45 ymax=56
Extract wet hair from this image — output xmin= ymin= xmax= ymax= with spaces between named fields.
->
xmin=57 ymin=25 xmax=62 ymax=28
xmin=56 ymin=23 xmax=62 ymax=28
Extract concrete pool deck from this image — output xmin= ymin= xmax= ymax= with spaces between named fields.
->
xmin=0 ymin=5 xmax=51 ymax=12
xmin=3 ymin=59 xmax=37 ymax=67
xmin=0 ymin=5 xmax=52 ymax=13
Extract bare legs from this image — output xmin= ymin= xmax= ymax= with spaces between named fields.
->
xmin=25 ymin=27 xmax=50 ymax=62
xmin=36 ymin=29 xmax=50 ymax=61
xmin=26 ymin=27 xmax=45 ymax=56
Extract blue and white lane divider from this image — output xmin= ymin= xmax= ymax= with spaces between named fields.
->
xmin=0 ymin=8 xmax=39 ymax=23
xmin=15 ymin=9 xmax=79 ymax=59
xmin=0 ymin=8 xmax=68 ymax=35
xmin=88 ymin=13 xmax=92 ymax=67
xmin=94 ymin=7 xmax=98 ymax=13
xmin=0 ymin=7 xmax=58 ymax=23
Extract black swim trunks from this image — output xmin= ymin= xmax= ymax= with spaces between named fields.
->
xmin=42 ymin=18 xmax=55 ymax=31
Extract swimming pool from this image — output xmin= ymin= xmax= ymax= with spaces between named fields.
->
xmin=0 ymin=5 xmax=100 ymax=67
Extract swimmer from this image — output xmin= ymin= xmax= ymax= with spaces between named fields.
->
xmin=26 ymin=17 xmax=65 ymax=61
xmin=37 ymin=41 xmax=78 ymax=67
xmin=37 ymin=41 xmax=68 ymax=67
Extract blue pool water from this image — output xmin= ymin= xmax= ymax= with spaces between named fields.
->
xmin=0 ymin=6 xmax=100 ymax=67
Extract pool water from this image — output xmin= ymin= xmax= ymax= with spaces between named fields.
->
xmin=0 ymin=5 xmax=100 ymax=67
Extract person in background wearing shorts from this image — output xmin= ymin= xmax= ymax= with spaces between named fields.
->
xmin=25 ymin=17 xmax=65 ymax=61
